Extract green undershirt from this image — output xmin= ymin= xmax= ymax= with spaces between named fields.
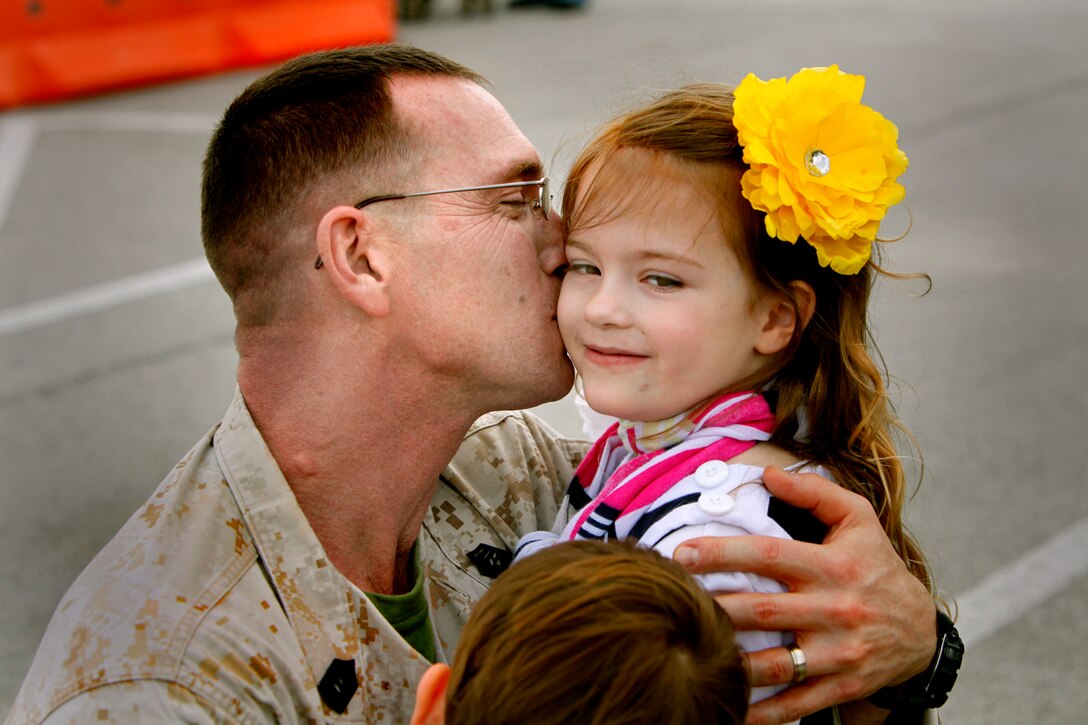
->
xmin=363 ymin=545 xmax=436 ymax=663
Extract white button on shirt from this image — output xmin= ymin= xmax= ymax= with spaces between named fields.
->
xmin=697 ymin=490 xmax=736 ymax=515
xmin=693 ymin=459 xmax=730 ymax=487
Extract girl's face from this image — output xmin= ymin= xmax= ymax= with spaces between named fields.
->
xmin=558 ymin=152 xmax=780 ymax=422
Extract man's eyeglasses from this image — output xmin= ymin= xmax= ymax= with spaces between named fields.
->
xmin=314 ymin=177 xmax=551 ymax=269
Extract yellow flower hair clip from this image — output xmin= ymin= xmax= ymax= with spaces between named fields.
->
xmin=733 ymin=65 xmax=908 ymax=275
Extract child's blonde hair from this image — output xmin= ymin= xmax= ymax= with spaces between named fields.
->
xmin=563 ymin=83 xmax=931 ymax=592
xmin=445 ymin=540 xmax=748 ymax=725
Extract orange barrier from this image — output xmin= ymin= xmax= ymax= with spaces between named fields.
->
xmin=0 ymin=1 xmax=395 ymax=109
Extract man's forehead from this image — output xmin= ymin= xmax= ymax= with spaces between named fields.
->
xmin=389 ymin=75 xmax=542 ymax=181
xmin=389 ymin=74 xmax=492 ymax=113
xmin=389 ymin=76 xmax=493 ymax=140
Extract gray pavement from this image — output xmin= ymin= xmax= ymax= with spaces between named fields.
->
xmin=2 ymin=0 xmax=1087 ymax=720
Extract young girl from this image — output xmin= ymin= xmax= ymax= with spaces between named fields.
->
xmin=516 ymin=66 xmax=933 ymax=708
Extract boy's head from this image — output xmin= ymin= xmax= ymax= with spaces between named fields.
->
xmin=411 ymin=540 xmax=748 ymax=725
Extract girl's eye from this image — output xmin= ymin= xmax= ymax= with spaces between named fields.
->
xmin=567 ymin=262 xmax=600 ymax=276
xmin=645 ymin=274 xmax=682 ymax=289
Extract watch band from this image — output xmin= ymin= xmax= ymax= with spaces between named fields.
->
xmin=868 ymin=611 xmax=964 ymax=712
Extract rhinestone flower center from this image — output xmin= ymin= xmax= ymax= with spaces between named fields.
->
xmin=805 ymin=149 xmax=831 ymax=177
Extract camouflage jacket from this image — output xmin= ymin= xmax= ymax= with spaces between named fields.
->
xmin=6 ymin=390 xmax=585 ymax=724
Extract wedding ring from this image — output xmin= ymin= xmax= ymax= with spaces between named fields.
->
xmin=786 ymin=642 xmax=807 ymax=684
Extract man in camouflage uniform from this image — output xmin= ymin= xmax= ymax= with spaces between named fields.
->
xmin=8 ymin=46 xmax=938 ymax=724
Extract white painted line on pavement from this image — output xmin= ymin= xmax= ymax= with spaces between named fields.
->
xmin=0 ymin=257 xmax=216 ymax=337
xmin=0 ymin=116 xmax=38 ymax=232
xmin=1 ymin=109 xmax=214 ymax=231
xmin=954 ymin=515 xmax=1088 ymax=646
xmin=0 ymin=109 xmax=220 ymax=338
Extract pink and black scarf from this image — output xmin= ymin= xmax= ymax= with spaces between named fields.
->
xmin=566 ymin=391 xmax=775 ymax=541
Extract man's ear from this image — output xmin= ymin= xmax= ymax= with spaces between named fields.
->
xmin=411 ymin=663 xmax=450 ymax=725
xmin=315 ymin=206 xmax=392 ymax=318
xmin=754 ymin=281 xmax=816 ymax=356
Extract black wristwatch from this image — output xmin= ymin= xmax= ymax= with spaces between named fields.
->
xmin=868 ymin=611 xmax=964 ymax=712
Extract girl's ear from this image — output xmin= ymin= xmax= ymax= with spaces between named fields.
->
xmin=791 ymin=279 xmax=816 ymax=329
xmin=315 ymin=206 xmax=392 ymax=318
xmin=754 ymin=281 xmax=816 ymax=356
xmin=411 ymin=664 xmax=451 ymax=725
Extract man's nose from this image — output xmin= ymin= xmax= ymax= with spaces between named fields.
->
xmin=537 ymin=214 xmax=566 ymax=278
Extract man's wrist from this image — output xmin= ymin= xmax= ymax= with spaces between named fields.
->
xmin=868 ymin=611 xmax=964 ymax=712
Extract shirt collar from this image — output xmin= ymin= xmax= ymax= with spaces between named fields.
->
xmin=213 ymin=389 xmax=429 ymax=711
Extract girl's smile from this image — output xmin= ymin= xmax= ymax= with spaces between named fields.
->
xmin=581 ymin=344 xmax=649 ymax=367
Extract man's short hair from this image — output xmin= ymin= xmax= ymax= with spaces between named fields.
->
xmin=201 ymin=44 xmax=484 ymax=324
xmin=445 ymin=540 xmax=749 ymax=725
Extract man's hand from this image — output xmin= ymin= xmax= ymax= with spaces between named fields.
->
xmin=673 ymin=466 xmax=936 ymax=725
